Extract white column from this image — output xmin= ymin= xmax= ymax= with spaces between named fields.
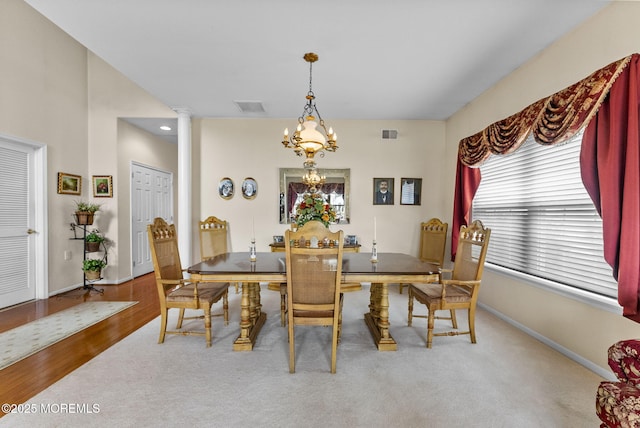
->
xmin=174 ymin=107 xmax=192 ymax=266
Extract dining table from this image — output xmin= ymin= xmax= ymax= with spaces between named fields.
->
xmin=187 ymin=252 xmax=438 ymax=351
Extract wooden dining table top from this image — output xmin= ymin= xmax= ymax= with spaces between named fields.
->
xmin=188 ymin=251 xmax=438 ymax=278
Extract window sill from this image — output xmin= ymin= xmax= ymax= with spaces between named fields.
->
xmin=484 ymin=263 xmax=621 ymax=315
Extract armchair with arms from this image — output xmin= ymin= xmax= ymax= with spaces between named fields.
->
xmin=408 ymin=219 xmax=490 ymax=348
xmin=148 ymin=217 xmax=229 ymax=347
xmin=597 ymin=339 xmax=640 ymax=427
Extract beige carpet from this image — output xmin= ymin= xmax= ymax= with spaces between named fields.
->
xmin=1 ymin=288 xmax=603 ymax=427
xmin=0 ymin=301 xmax=137 ymax=370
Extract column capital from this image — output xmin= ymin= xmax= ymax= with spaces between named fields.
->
xmin=172 ymin=107 xmax=192 ymax=117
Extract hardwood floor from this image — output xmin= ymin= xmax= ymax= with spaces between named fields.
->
xmin=0 ymin=273 xmax=159 ymax=417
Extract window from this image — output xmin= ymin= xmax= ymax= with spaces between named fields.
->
xmin=472 ymin=131 xmax=617 ymax=297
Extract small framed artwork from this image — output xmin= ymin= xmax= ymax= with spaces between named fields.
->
xmin=273 ymin=235 xmax=284 ymax=243
xmin=92 ymin=175 xmax=113 ymax=197
xmin=346 ymin=235 xmax=358 ymax=245
xmin=373 ymin=177 xmax=394 ymax=205
xmin=242 ymin=177 xmax=258 ymax=200
xmin=218 ymin=177 xmax=234 ymax=200
xmin=400 ymin=178 xmax=422 ymax=205
xmin=57 ymin=172 xmax=82 ymax=195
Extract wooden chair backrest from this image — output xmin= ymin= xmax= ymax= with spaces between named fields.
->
xmin=147 ymin=218 xmax=183 ymax=294
xmin=419 ymin=218 xmax=448 ymax=267
xmin=452 ymin=220 xmax=491 ymax=282
xmin=284 ymin=221 xmax=344 ymax=309
xmin=199 ymin=216 xmax=228 ymax=261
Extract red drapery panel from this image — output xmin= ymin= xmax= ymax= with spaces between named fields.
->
xmin=581 ymin=54 xmax=640 ymax=321
xmin=451 ymin=159 xmax=481 ymax=260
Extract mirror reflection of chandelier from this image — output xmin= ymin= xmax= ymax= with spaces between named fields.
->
xmin=302 ymin=167 xmax=326 ymax=193
xmin=281 ymin=52 xmax=338 ymax=171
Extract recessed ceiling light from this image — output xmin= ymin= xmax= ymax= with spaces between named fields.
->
xmin=160 ymin=125 xmax=172 ymax=131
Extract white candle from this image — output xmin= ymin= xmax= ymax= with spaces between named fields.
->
xmin=252 ymin=217 xmax=255 ymax=241
xmin=374 ymin=217 xmax=377 ymax=241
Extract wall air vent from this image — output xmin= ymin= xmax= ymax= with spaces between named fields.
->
xmin=234 ymin=100 xmax=266 ymax=113
xmin=381 ymin=129 xmax=398 ymax=140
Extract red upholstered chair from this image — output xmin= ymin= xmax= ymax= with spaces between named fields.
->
xmin=596 ymin=339 xmax=640 ymax=427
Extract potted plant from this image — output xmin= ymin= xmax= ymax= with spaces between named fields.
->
xmin=85 ymin=229 xmax=105 ymax=252
xmin=74 ymin=200 xmax=101 ymax=225
xmin=82 ymin=258 xmax=106 ymax=281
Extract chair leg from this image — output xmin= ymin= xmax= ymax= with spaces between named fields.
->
xmin=450 ymin=309 xmax=458 ymax=329
xmin=235 ymin=282 xmax=240 ymax=294
xmin=427 ymin=308 xmax=435 ymax=348
xmin=407 ymin=287 xmax=414 ymax=326
xmin=468 ymin=306 xmax=477 ymax=344
xmin=158 ymin=308 xmax=168 ymax=344
xmin=204 ymin=305 xmax=212 ymax=348
xmin=331 ymin=320 xmax=339 ymax=374
xmin=288 ymin=321 xmax=295 ymax=373
xmin=176 ymin=308 xmax=185 ymax=328
xmin=398 ymin=283 xmax=405 ymax=294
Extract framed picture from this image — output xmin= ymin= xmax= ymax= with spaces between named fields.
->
xmin=92 ymin=175 xmax=113 ymax=197
xmin=218 ymin=177 xmax=234 ymax=200
xmin=57 ymin=172 xmax=82 ymax=195
xmin=400 ymin=178 xmax=422 ymax=205
xmin=242 ymin=177 xmax=258 ymax=200
xmin=273 ymin=235 xmax=284 ymax=243
xmin=346 ymin=235 xmax=358 ymax=245
xmin=373 ymin=178 xmax=394 ymax=205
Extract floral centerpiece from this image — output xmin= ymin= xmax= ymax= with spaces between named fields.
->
xmin=295 ymin=192 xmax=336 ymax=228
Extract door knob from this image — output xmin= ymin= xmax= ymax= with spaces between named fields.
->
xmin=27 ymin=229 xmax=36 ymax=235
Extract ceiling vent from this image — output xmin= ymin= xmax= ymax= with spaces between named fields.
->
xmin=381 ymin=129 xmax=398 ymax=140
xmin=234 ymin=100 xmax=265 ymax=113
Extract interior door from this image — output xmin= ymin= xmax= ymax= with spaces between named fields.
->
xmin=131 ymin=162 xmax=173 ymax=277
xmin=0 ymin=139 xmax=36 ymax=308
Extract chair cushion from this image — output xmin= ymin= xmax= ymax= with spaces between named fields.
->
xmin=167 ymin=282 xmax=228 ymax=304
xmin=411 ymin=283 xmax=471 ymax=304
xmin=609 ymin=340 xmax=640 ymax=386
xmin=596 ymin=381 xmax=640 ymax=428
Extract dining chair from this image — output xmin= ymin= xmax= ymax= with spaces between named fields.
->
xmin=277 ymin=222 xmax=299 ymax=327
xmin=408 ymin=219 xmax=490 ymax=348
xmin=399 ymin=218 xmax=448 ymax=294
xmin=285 ymin=220 xmax=344 ymax=373
xmin=148 ymin=217 xmax=229 ymax=347
xmin=199 ymin=215 xmax=239 ymax=293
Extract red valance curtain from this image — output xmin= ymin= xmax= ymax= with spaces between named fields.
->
xmin=452 ymin=53 xmax=640 ymax=320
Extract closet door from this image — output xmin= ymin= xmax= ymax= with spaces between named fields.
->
xmin=0 ymin=140 xmax=35 ymax=308
xmin=131 ymin=162 xmax=173 ymax=278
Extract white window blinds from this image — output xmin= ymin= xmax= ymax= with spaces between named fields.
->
xmin=472 ymin=132 xmax=617 ymax=297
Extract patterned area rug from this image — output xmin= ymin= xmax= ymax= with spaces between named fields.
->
xmin=0 ymin=301 xmax=137 ymax=370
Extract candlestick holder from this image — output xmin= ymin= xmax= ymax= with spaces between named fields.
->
xmin=249 ymin=239 xmax=257 ymax=261
xmin=370 ymin=240 xmax=378 ymax=263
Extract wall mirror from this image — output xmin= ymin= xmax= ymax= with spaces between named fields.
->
xmin=279 ymin=168 xmax=350 ymax=224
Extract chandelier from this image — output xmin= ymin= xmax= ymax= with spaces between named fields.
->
xmin=281 ymin=52 xmax=338 ymax=171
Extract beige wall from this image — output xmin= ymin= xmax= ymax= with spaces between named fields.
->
xmin=444 ymin=1 xmax=640 ymax=372
xmin=0 ymin=0 xmax=88 ymax=294
xmin=87 ymin=53 xmax=176 ymax=283
xmin=194 ymin=119 xmax=446 ymax=259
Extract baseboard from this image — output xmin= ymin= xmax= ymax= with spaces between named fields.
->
xmin=478 ymin=302 xmax=616 ymax=381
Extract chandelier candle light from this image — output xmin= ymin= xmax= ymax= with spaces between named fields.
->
xmin=282 ymin=52 xmax=338 ymax=193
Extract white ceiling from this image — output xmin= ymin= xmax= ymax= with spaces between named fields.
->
xmin=24 ymin=0 xmax=610 ymax=141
